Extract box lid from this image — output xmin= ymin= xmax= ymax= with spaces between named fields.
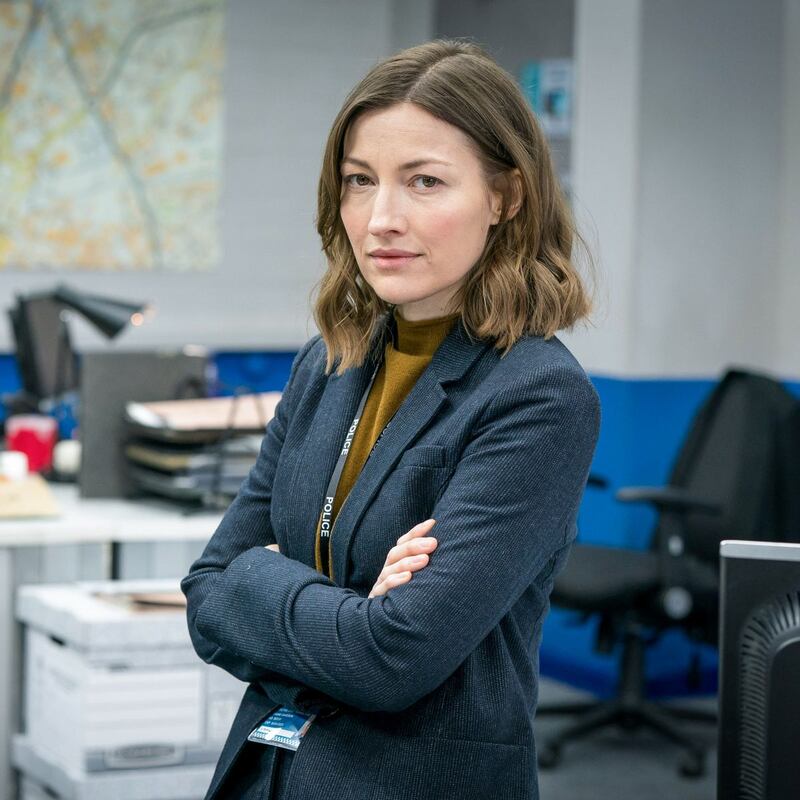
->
xmin=13 ymin=735 xmax=214 ymax=800
xmin=17 ymin=580 xmax=192 ymax=652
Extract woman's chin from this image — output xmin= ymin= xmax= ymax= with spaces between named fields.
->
xmin=369 ymin=287 xmax=421 ymax=308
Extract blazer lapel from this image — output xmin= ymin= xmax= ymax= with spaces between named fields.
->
xmin=286 ymin=324 xmax=387 ymax=568
xmin=330 ymin=318 xmax=490 ymax=585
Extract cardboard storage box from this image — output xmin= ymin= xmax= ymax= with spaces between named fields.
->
xmin=17 ymin=580 xmax=245 ymax=775
xmin=15 ymin=736 xmax=214 ymax=800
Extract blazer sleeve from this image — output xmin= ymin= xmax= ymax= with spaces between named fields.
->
xmin=190 ymin=361 xmax=600 ymax=713
xmin=181 ymin=334 xmax=338 ymax=715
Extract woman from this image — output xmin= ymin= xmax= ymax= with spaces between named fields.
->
xmin=182 ymin=39 xmax=599 ymax=800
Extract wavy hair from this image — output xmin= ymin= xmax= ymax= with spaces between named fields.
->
xmin=314 ymin=39 xmax=592 ymax=374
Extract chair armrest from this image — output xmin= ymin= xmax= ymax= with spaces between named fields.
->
xmin=616 ymin=486 xmax=721 ymax=515
xmin=616 ymin=487 xmax=721 ymax=621
xmin=587 ymin=472 xmax=609 ymax=489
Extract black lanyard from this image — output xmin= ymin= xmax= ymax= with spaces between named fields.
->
xmin=317 ymin=358 xmax=382 ymax=578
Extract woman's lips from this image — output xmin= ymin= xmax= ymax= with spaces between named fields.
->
xmin=369 ymin=252 xmax=419 ymax=269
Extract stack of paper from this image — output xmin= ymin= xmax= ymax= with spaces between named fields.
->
xmin=125 ymin=392 xmax=281 ymax=442
xmin=123 ymin=394 xmax=279 ymax=503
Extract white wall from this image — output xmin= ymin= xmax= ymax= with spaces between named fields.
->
xmin=777 ymin=0 xmax=800 ymax=377
xmin=568 ymin=0 xmax=794 ymax=379
xmin=3 ymin=0 xmax=796 ymax=379
xmin=634 ymin=0 xmax=783 ymax=377
xmin=391 ymin=0 xmax=436 ymax=52
xmin=435 ymin=0 xmax=575 ymax=204
xmin=435 ymin=0 xmax=574 ymax=70
xmin=0 ymin=0 xmax=435 ymax=353
xmin=559 ymin=0 xmax=642 ymax=376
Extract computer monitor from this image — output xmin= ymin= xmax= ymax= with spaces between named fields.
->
xmin=718 ymin=540 xmax=800 ymax=799
xmin=79 ymin=350 xmax=208 ymax=498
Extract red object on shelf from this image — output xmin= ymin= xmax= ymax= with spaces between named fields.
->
xmin=5 ymin=415 xmax=58 ymax=473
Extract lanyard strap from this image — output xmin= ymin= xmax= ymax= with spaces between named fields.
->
xmin=318 ymin=358 xmax=382 ymax=578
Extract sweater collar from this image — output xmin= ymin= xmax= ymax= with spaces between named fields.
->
xmin=391 ymin=308 xmax=460 ymax=356
xmin=364 ymin=309 xmax=490 ymax=386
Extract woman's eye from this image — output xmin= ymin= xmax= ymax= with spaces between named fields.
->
xmin=412 ymin=175 xmax=441 ymax=189
xmin=344 ymin=173 xmax=372 ymax=187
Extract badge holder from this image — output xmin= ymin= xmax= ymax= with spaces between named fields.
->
xmin=248 ymin=706 xmax=317 ymax=752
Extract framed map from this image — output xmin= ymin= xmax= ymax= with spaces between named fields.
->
xmin=0 ymin=0 xmax=225 ymax=271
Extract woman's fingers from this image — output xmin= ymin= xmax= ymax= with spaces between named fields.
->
xmin=396 ymin=518 xmax=436 ymax=545
xmin=373 ymin=548 xmax=434 ymax=592
xmin=386 ymin=518 xmax=437 ymax=565
xmin=368 ymin=519 xmax=439 ymax=598
xmin=368 ymin=570 xmax=412 ymax=598
xmin=381 ymin=552 xmax=430 ymax=577
xmin=385 ymin=535 xmax=437 ymax=569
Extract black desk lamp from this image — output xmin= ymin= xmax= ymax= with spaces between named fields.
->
xmin=6 ymin=283 xmax=151 ymax=412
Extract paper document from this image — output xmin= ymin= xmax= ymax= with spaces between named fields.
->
xmin=125 ymin=393 xmax=281 ymax=432
xmin=0 ymin=474 xmax=60 ymax=519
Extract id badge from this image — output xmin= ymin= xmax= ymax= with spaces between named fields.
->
xmin=248 ymin=706 xmax=316 ymax=751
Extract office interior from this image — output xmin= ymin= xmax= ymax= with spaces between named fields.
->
xmin=0 ymin=0 xmax=798 ymax=798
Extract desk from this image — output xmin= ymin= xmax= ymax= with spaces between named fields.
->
xmin=0 ymin=484 xmax=223 ymax=800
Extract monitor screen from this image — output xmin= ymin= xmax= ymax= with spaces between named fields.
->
xmin=718 ymin=540 xmax=800 ymax=799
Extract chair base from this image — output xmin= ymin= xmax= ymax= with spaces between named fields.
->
xmin=536 ymin=626 xmax=716 ymax=778
xmin=537 ymin=697 xmax=711 ymax=778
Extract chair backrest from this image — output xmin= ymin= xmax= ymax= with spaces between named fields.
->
xmin=659 ymin=370 xmax=799 ymax=564
xmin=777 ymin=401 xmax=800 ymax=542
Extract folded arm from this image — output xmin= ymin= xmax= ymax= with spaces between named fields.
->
xmin=182 ymin=336 xmax=337 ymax=713
xmin=191 ymin=364 xmax=600 ymax=713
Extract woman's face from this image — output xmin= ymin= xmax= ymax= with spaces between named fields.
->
xmin=339 ymin=102 xmax=502 ymax=321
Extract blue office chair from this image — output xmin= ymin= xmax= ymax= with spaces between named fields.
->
xmin=538 ymin=369 xmax=800 ymax=777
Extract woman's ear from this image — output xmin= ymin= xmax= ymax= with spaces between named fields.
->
xmin=504 ymin=169 xmax=524 ymax=221
xmin=489 ymin=169 xmax=524 ymax=225
xmin=489 ymin=184 xmax=504 ymax=225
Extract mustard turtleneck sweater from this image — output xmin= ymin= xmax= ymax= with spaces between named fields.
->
xmin=314 ymin=308 xmax=459 ymax=576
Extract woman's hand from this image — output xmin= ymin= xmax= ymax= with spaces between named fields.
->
xmin=266 ymin=544 xmax=280 ymax=552
xmin=368 ymin=518 xmax=438 ymax=598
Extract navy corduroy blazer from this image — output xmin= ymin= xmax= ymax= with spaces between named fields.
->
xmin=181 ymin=314 xmax=600 ymax=800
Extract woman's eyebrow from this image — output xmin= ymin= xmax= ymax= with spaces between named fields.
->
xmin=341 ymin=156 xmax=454 ymax=170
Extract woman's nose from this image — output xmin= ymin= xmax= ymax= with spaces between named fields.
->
xmin=367 ymin=187 xmax=407 ymax=236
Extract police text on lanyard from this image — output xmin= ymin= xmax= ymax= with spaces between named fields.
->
xmin=317 ymin=358 xmax=382 ymax=578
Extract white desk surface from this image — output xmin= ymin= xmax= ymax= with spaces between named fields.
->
xmin=0 ymin=484 xmax=223 ymax=548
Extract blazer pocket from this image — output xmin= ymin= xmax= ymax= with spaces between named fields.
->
xmin=397 ymin=444 xmax=449 ymax=469
xmin=373 ymin=736 xmax=529 ymax=800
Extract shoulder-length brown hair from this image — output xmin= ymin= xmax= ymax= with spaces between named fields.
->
xmin=314 ymin=39 xmax=591 ymax=375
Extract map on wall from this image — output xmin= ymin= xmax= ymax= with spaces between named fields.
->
xmin=0 ymin=0 xmax=225 ymax=271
